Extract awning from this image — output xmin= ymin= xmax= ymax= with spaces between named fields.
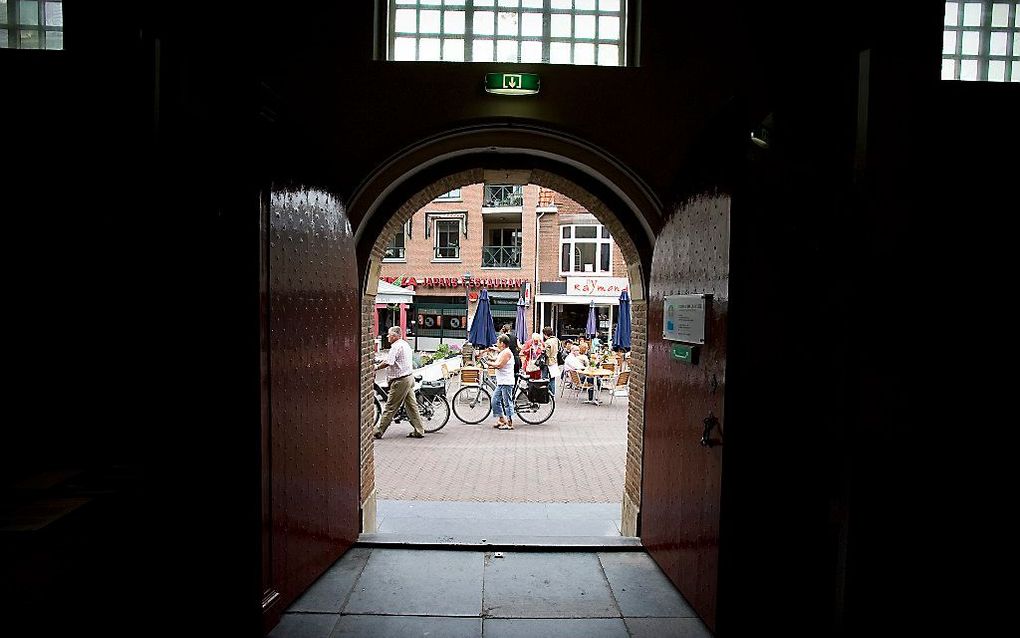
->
xmin=376 ymin=280 xmax=414 ymax=304
xmin=534 ymin=294 xmax=620 ymax=305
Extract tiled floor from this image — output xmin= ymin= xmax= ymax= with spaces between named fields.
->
xmin=268 ymin=547 xmax=713 ymax=638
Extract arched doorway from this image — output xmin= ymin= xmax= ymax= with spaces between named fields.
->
xmin=348 ymin=125 xmax=659 ymax=538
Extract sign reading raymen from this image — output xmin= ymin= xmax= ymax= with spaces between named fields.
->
xmin=663 ymin=294 xmax=708 ymax=343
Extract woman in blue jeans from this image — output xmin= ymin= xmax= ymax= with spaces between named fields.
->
xmin=486 ymin=334 xmax=516 ymax=430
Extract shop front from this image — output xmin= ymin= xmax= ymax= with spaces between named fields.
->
xmin=379 ymin=275 xmax=531 ymax=351
xmin=535 ymin=276 xmax=629 ymax=343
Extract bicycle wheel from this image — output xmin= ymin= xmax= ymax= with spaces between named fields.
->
xmin=373 ymin=397 xmax=382 ymax=426
xmin=452 ymin=385 xmax=492 ymax=424
xmin=514 ymin=392 xmax=556 ymax=425
xmin=419 ymin=394 xmax=451 ymax=433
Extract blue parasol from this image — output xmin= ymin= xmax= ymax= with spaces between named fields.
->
xmin=586 ymin=299 xmax=597 ymax=337
xmin=515 ymin=296 xmax=527 ymax=342
xmin=467 ymin=288 xmax=498 ymax=348
xmin=613 ymin=289 xmax=632 ymax=351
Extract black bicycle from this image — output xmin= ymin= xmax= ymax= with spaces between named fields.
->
xmin=373 ymin=376 xmax=451 ymax=433
xmin=451 ymin=371 xmax=556 ymax=425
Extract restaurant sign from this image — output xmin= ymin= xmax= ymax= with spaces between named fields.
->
xmin=566 ymin=277 xmax=629 ymax=296
xmin=381 ymin=276 xmax=527 ymax=289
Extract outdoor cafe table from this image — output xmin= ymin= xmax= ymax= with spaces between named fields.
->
xmin=579 ymin=368 xmax=614 ymax=405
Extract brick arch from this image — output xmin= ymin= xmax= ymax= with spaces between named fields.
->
xmin=358 ymin=170 xmax=648 ymax=538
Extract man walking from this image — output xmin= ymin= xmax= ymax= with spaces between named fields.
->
xmin=374 ymin=326 xmax=425 ymax=439
xmin=542 ymin=326 xmax=560 ymax=395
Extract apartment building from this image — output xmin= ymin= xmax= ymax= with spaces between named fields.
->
xmin=376 ymin=183 xmax=628 ymax=350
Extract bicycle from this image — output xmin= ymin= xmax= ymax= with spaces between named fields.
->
xmin=373 ymin=375 xmax=451 ymax=433
xmin=450 ymin=369 xmax=556 ymax=425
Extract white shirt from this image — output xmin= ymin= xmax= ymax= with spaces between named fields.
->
xmin=383 ymin=338 xmax=414 ymax=380
xmin=564 ymin=353 xmax=588 ymax=372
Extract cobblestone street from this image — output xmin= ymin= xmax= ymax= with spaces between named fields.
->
xmin=374 ymin=390 xmax=628 ymax=503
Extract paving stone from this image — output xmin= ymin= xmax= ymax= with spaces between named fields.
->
xmin=483 ymin=552 xmax=619 ymax=618
xmin=343 ymin=549 xmax=482 ymax=616
xmin=289 ymin=548 xmax=371 ymax=613
xmin=598 ymin=552 xmax=698 ymax=617
xmin=329 ymin=615 xmax=482 ymax=637
xmin=267 ymin=613 xmax=340 ymax=638
xmin=624 ymin=617 xmax=715 ymax=638
xmin=483 ymin=618 xmax=629 ymax=637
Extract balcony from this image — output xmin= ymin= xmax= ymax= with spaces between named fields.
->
xmin=482 ymin=245 xmax=522 ymax=269
xmin=482 ymin=185 xmax=524 ymax=216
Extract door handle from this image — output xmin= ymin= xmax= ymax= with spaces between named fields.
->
xmin=701 ymin=412 xmax=721 ymax=448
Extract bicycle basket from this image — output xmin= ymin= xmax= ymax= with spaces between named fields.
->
xmin=526 ymin=379 xmax=550 ymax=404
xmin=419 ymin=379 xmax=447 ymax=398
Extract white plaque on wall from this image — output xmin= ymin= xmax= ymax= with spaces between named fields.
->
xmin=663 ymin=295 xmax=708 ymax=343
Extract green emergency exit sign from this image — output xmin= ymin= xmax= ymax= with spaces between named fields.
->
xmin=671 ymin=344 xmax=696 ymax=364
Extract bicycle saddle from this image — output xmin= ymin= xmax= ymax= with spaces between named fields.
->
xmin=414 ymin=374 xmax=423 ymax=382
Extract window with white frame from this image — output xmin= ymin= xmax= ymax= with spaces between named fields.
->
xmin=435 ymin=188 xmax=462 ymax=200
xmin=434 ymin=218 xmax=462 ymax=260
xmin=560 ymin=224 xmax=611 ymax=274
xmin=942 ymin=2 xmax=1019 ymax=81
xmin=387 ymin=0 xmax=626 ymax=66
xmin=1 ymin=0 xmax=63 ymax=49
xmin=384 ymin=230 xmax=407 ymax=261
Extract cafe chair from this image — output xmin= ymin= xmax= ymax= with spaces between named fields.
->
xmin=608 ymin=371 xmax=630 ymax=404
xmin=566 ymin=369 xmax=594 ymax=403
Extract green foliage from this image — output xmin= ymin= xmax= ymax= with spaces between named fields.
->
xmin=434 ymin=343 xmax=455 ymax=360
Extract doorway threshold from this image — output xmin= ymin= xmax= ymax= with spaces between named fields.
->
xmin=356 ymin=533 xmax=642 ymax=551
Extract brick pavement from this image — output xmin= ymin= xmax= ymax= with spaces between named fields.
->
xmin=373 ymin=390 xmax=628 ymax=503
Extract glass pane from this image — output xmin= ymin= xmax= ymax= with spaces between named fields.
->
xmin=497 ymin=11 xmax=518 ymax=36
xmin=446 ymin=0 xmax=466 ymax=5
xmin=601 ymin=226 xmax=609 ymax=238
xmin=420 ymin=0 xmax=442 ymax=4
xmin=550 ymin=41 xmax=571 ymax=63
xmin=19 ymin=27 xmax=39 ymax=47
xmin=562 ymin=227 xmax=571 ymax=238
xmin=0 ymin=29 xmax=8 ymax=47
xmin=1013 ymin=60 xmax=1019 ymax=81
xmin=574 ymin=41 xmax=595 ymax=64
xmin=576 ymin=0 xmax=595 ymax=10
xmin=576 ymin=14 xmax=595 ymax=38
xmin=963 ymin=2 xmax=981 ymax=26
xmin=600 ymin=0 xmax=621 ymax=10
xmin=597 ymin=43 xmax=619 ymax=65
xmin=1015 ymin=32 xmax=1019 ymax=54
xmin=420 ymin=9 xmax=441 ymax=33
xmin=523 ymin=0 xmax=543 ymax=8
xmin=1016 ymin=4 xmax=1019 ymax=27
xmin=988 ymin=59 xmax=1007 ymax=80
xmin=18 ymin=1 xmax=38 ymax=25
xmin=552 ymin=0 xmax=573 ymax=9
xmin=991 ymin=3 xmax=1010 ymax=26
xmin=475 ymin=0 xmax=495 ymax=6
xmin=960 ymin=58 xmax=979 ymax=80
xmin=945 ymin=2 xmax=959 ymax=25
xmin=43 ymin=1 xmax=59 ymax=26
xmin=576 ymin=243 xmax=596 ymax=271
xmin=496 ymin=38 xmax=518 ymax=61
xmin=990 ymin=31 xmax=1007 ymax=55
xmin=394 ymin=37 xmax=417 ymax=60
xmin=1 ymin=1 xmax=7 ymax=23
xmin=395 ymin=9 xmax=417 ymax=33
xmin=561 ymin=243 xmax=571 ymax=272
xmin=600 ymin=243 xmax=610 ymax=272
xmin=521 ymin=40 xmax=542 ymax=61
xmin=599 ymin=15 xmax=620 ymax=40
xmin=444 ymin=10 xmax=465 ymax=34
xmin=575 ymin=226 xmax=597 ymax=238
xmin=943 ymin=30 xmax=958 ymax=54
xmin=498 ymin=0 xmax=520 ymax=7
xmin=419 ymin=37 xmax=441 ymax=59
xmin=522 ymin=12 xmax=542 ymax=36
xmin=961 ymin=30 xmax=979 ymax=54
xmin=44 ymin=28 xmax=59 ymax=48
xmin=551 ymin=13 xmax=571 ymax=37
xmin=443 ymin=38 xmax=464 ymax=61
xmin=395 ymin=0 xmax=417 ymax=4
xmin=941 ymin=57 xmax=957 ymax=80
xmin=474 ymin=11 xmax=494 ymax=35
xmin=473 ymin=38 xmax=494 ymax=61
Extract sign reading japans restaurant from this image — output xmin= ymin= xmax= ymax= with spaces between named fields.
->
xmin=566 ymin=277 xmax=629 ymax=296
xmin=380 ymin=276 xmax=528 ymax=289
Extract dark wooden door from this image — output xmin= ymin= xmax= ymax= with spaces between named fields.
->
xmin=261 ymin=188 xmax=362 ymax=631
xmin=641 ymin=194 xmax=730 ymax=632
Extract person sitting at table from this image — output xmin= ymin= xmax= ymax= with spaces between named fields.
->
xmin=563 ymin=345 xmax=599 ymax=402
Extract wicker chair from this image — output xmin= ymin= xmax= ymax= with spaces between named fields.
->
xmin=608 ymin=370 xmax=630 ymax=404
